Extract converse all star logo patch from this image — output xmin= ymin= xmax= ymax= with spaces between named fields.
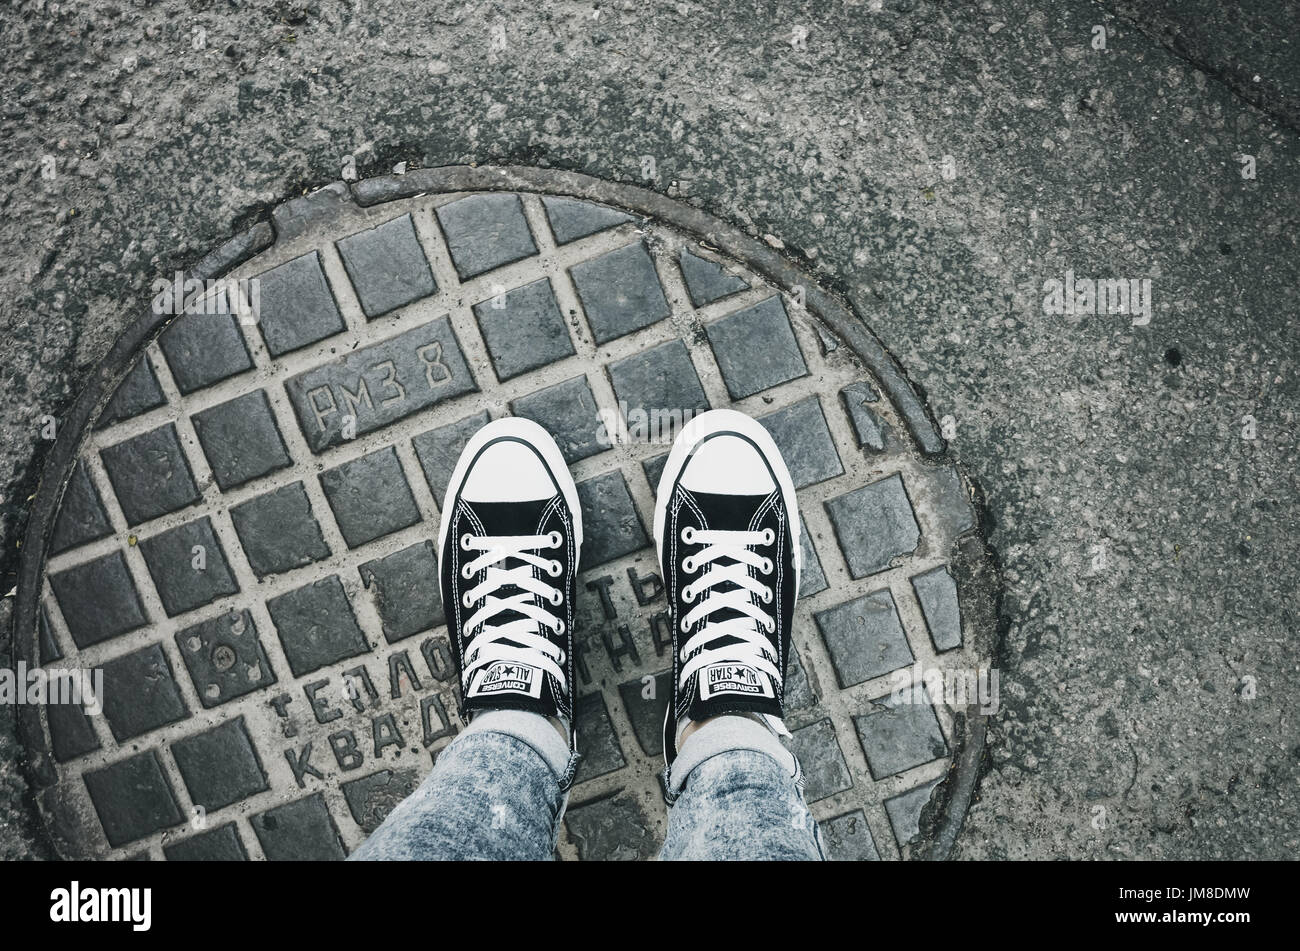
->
xmin=468 ymin=661 xmax=544 ymax=699
xmin=699 ymin=661 xmax=775 ymax=700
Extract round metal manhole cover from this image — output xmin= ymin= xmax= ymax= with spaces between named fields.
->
xmin=16 ymin=166 xmax=999 ymax=861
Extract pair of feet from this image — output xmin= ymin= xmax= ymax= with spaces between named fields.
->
xmin=437 ymin=409 xmax=801 ymax=768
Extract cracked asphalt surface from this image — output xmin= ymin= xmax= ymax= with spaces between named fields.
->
xmin=1 ymin=0 xmax=1297 ymax=860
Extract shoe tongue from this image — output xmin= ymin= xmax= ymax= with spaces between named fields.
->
xmin=461 ymin=497 xmax=556 ymax=630
xmin=685 ymin=490 xmax=772 ymax=644
xmin=687 ymin=490 xmax=770 ymax=531
xmin=463 ymin=497 xmax=553 ymax=537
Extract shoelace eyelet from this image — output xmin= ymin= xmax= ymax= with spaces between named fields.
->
xmin=760 ymin=527 xmax=775 ymax=545
xmin=462 ymin=592 xmax=473 ymax=608
xmin=461 ymin=562 xmax=475 ymax=579
xmin=681 ymin=584 xmax=696 ymax=603
xmin=546 ymin=559 xmax=563 ymax=577
xmin=764 ymin=617 xmax=776 ymax=633
xmin=759 ymin=556 xmax=773 ymax=574
xmin=680 ymin=617 xmax=691 ymax=633
xmin=760 ymin=585 xmax=773 ymax=604
xmin=460 ymin=533 xmax=474 ymax=550
xmin=549 ymin=589 xmax=564 ymax=606
xmin=555 ymin=619 xmax=566 ymax=634
xmin=681 ymin=526 xmax=696 ymax=544
xmin=547 ymin=530 xmax=563 ymax=548
xmin=682 ymin=556 xmax=697 ymax=574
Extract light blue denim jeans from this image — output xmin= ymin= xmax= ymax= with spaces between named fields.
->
xmin=350 ymin=710 xmax=825 ymax=861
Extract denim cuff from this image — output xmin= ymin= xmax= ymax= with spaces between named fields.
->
xmin=459 ymin=710 xmax=581 ymax=792
xmin=664 ymin=714 xmax=800 ymax=800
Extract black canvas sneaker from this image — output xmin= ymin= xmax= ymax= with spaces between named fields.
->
xmin=653 ymin=408 xmax=802 ymax=766
xmin=437 ymin=417 xmax=582 ymax=736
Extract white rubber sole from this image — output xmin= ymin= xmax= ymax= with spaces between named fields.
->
xmin=435 ymin=416 xmax=583 ymax=578
xmin=651 ymin=408 xmax=802 ymax=586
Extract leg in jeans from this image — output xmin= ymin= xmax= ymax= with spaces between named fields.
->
xmin=659 ymin=714 xmax=824 ymax=861
xmin=653 ymin=410 xmax=818 ymax=860
xmin=353 ymin=417 xmax=584 ymax=861
xmin=350 ymin=710 xmax=577 ymax=861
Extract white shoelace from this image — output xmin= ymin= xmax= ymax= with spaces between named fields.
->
xmin=458 ymin=531 xmax=567 ymax=693
xmin=677 ymin=525 xmax=780 ymax=691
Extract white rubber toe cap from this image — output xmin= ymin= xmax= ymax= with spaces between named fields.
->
xmin=679 ymin=434 xmax=777 ymax=494
xmin=461 ymin=439 xmax=558 ymax=502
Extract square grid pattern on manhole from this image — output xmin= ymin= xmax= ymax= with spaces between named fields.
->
xmin=39 ymin=190 xmax=980 ymax=861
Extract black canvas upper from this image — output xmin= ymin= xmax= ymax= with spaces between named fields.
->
xmin=660 ymin=476 xmax=798 ymax=764
xmin=440 ymin=492 xmax=578 ymax=726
